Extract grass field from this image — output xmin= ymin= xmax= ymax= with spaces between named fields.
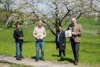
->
xmin=0 ymin=17 xmax=100 ymax=66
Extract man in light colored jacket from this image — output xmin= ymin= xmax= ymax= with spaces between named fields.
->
xmin=33 ymin=20 xmax=46 ymax=62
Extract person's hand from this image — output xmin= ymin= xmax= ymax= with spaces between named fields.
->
xmin=72 ymin=32 xmax=75 ymax=35
xmin=43 ymin=37 xmax=45 ymax=39
xmin=22 ymin=37 xmax=24 ymax=39
xmin=36 ymin=38 xmax=43 ymax=41
xmin=38 ymin=39 xmax=43 ymax=40
xmin=63 ymin=44 xmax=65 ymax=46
xmin=19 ymin=37 xmax=24 ymax=40
xmin=35 ymin=37 xmax=37 ymax=40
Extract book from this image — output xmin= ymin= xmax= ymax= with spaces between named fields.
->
xmin=65 ymin=30 xmax=72 ymax=37
xmin=37 ymin=33 xmax=43 ymax=39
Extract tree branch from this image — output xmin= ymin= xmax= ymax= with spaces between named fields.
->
xmin=42 ymin=20 xmax=56 ymax=36
xmin=90 ymin=0 xmax=100 ymax=12
xmin=76 ymin=12 xmax=82 ymax=19
xmin=59 ymin=10 xmax=71 ymax=24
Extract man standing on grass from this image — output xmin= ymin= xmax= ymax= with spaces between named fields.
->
xmin=13 ymin=23 xmax=24 ymax=60
xmin=67 ymin=18 xmax=83 ymax=65
xmin=33 ymin=20 xmax=46 ymax=62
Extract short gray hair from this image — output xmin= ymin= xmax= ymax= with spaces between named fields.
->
xmin=38 ymin=20 xmax=43 ymax=24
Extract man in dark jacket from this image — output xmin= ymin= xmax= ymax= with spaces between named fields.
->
xmin=13 ymin=24 xmax=24 ymax=60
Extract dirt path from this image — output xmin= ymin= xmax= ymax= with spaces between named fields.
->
xmin=0 ymin=55 xmax=93 ymax=67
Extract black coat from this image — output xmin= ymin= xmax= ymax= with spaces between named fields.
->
xmin=55 ymin=31 xmax=66 ymax=50
xmin=13 ymin=29 xmax=24 ymax=43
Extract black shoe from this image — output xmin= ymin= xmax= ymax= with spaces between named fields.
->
xmin=35 ymin=59 xmax=39 ymax=62
xmin=74 ymin=61 xmax=78 ymax=65
xmin=16 ymin=58 xmax=21 ymax=60
xmin=41 ymin=59 xmax=45 ymax=61
xmin=20 ymin=56 xmax=24 ymax=59
xmin=64 ymin=56 xmax=65 ymax=58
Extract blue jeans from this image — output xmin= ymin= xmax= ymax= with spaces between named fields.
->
xmin=16 ymin=42 xmax=23 ymax=59
xmin=36 ymin=40 xmax=44 ymax=60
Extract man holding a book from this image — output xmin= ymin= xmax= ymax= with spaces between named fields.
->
xmin=33 ymin=20 xmax=46 ymax=62
xmin=67 ymin=18 xmax=83 ymax=65
xmin=13 ymin=24 xmax=24 ymax=60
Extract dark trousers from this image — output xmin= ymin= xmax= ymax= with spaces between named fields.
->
xmin=59 ymin=50 xmax=65 ymax=56
xmin=57 ymin=42 xmax=65 ymax=56
xmin=71 ymin=39 xmax=80 ymax=62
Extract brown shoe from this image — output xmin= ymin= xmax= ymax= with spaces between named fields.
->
xmin=74 ymin=62 xmax=78 ymax=65
xmin=20 ymin=56 xmax=24 ymax=59
xmin=16 ymin=58 xmax=21 ymax=60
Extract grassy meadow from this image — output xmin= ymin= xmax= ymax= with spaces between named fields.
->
xmin=0 ymin=18 xmax=100 ymax=66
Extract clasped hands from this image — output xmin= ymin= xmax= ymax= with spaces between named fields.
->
xmin=19 ymin=37 xmax=24 ymax=40
xmin=35 ymin=37 xmax=45 ymax=40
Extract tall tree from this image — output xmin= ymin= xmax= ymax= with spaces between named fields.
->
xmin=0 ymin=0 xmax=15 ymax=27
xmin=31 ymin=0 xmax=100 ymax=36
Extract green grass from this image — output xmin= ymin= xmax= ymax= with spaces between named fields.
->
xmin=0 ymin=18 xmax=100 ymax=66
xmin=79 ymin=17 xmax=100 ymax=31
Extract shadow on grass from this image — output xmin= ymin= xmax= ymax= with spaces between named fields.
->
xmin=52 ymin=54 xmax=60 ymax=57
xmin=14 ymin=56 xmax=16 ymax=58
xmin=58 ymin=57 xmax=74 ymax=63
xmin=31 ymin=56 xmax=44 ymax=60
xmin=31 ymin=56 xmax=36 ymax=59
xmin=52 ymin=54 xmax=74 ymax=63
xmin=23 ymin=41 xmax=55 ymax=43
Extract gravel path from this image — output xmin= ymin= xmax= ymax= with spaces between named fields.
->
xmin=0 ymin=55 xmax=93 ymax=67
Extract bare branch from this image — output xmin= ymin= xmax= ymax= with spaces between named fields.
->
xmin=76 ymin=12 xmax=82 ymax=19
xmin=90 ymin=0 xmax=100 ymax=12
xmin=59 ymin=10 xmax=71 ymax=24
xmin=43 ymin=20 xmax=56 ymax=35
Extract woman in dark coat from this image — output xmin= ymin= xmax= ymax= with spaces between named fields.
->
xmin=55 ymin=26 xmax=66 ymax=57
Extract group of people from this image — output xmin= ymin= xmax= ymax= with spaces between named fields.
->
xmin=13 ymin=18 xmax=83 ymax=65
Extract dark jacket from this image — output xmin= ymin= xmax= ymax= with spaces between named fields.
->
xmin=55 ymin=31 xmax=66 ymax=50
xmin=13 ymin=29 xmax=24 ymax=43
